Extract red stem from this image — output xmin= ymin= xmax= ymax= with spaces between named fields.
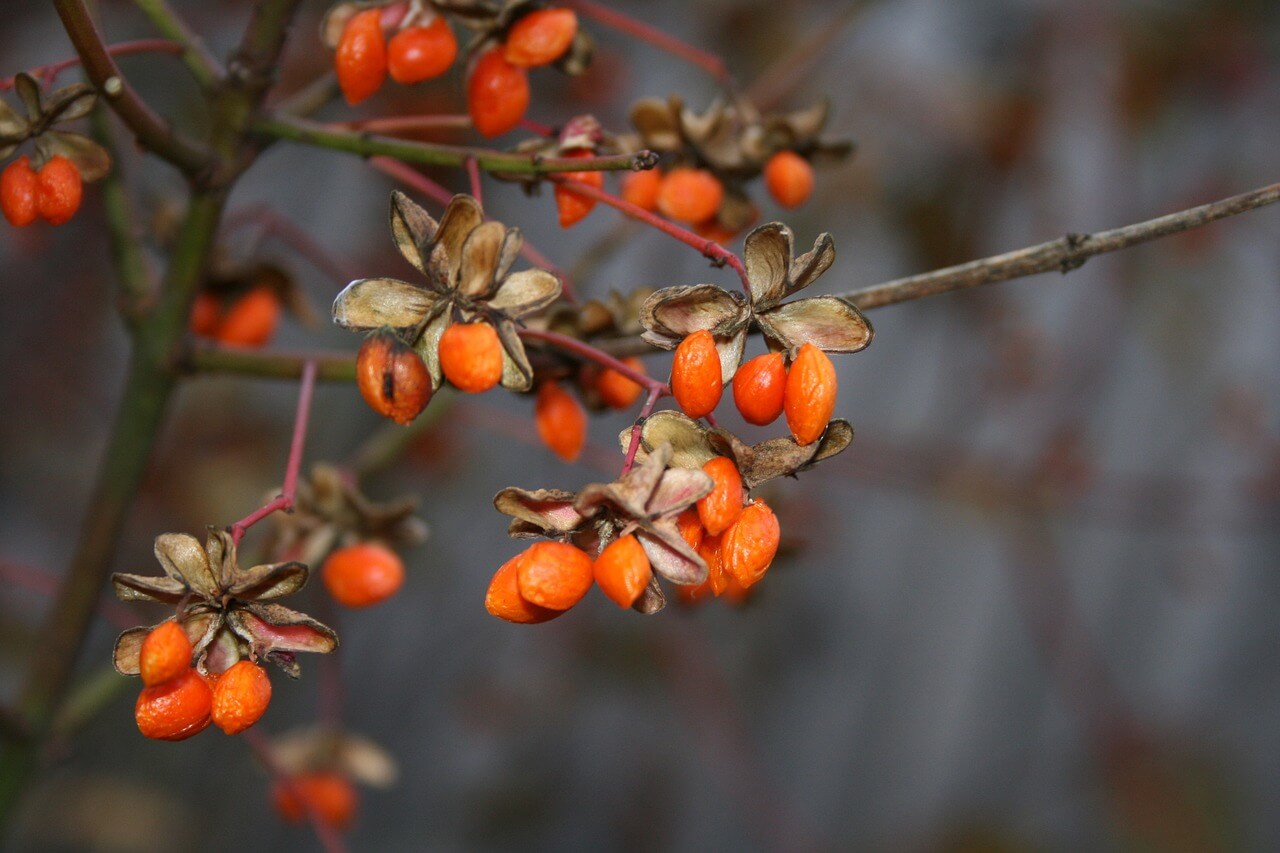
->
xmin=517 ymin=117 xmax=556 ymax=138
xmin=223 ymin=205 xmax=359 ymax=286
xmin=550 ymin=176 xmax=752 ymax=292
xmin=0 ymin=39 xmax=186 ymax=90
xmin=621 ymin=385 xmax=663 ymax=475
xmin=465 ymin=156 xmax=483 ymax=206
xmin=519 ymin=327 xmax=667 ymax=394
xmin=242 ymin=729 xmax=349 ymax=853
xmin=229 ymin=360 xmax=317 ymax=545
xmin=563 ymin=0 xmax=735 ymax=91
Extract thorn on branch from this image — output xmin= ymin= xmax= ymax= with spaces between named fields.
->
xmin=1061 ymin=232 xmax=1090 ymax=273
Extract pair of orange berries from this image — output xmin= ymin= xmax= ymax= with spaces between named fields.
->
xmin=677 ymin=458 xmax=781 ymax=598
xmin=272 ymin=772 xmax=358 ymax=830
xmin=672 ymin=332 xmax=838 ymax=446
xmin=1 ymin=155 xmax=82 ymax=227
xmin=485 ymin=534 xmax=655 ymax=622
xmin=467 ymin=9 xmax=579 ymax=137
xmin=620 ymin=166 xmax=724 ymax=227
xmin=190 ymin=287 xmax=282 ymax=347
xmin=321 ymin=542 xmax=406 ymax=608
xmin=133 ymin=621 xmax=272 ymax=741
xmin=336 ymin=11 xmax=458 ymax=105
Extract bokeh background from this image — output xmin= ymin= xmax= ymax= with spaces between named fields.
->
xmin=2 ymin=0 xmax=1279 ymax=849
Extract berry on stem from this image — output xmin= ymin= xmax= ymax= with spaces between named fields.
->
xmin=273 ymin=772 xmax=358 ymax=830
xmin=1 ymin=156 xmax=38 ymax=227
xmin=671 ymin=329 xmax=722 ymax=419
xmin=504 ymin=9 xmax=578 ymax=67
xmin=535 ymin=380 xmax=587 ymax=462
xmin=620 ymin=168 xmax=662 ymax=212
xmin=763 ymin=150 xmax=815 ymax=209
xmin=323 ymin=542 xmax=406 ymax=608
xmin=139 ymin=621 xmax=192 ymax=688
xmin=593 ymin=533 xmax=651 ymax=608
xmin=135 ymin=668 xmax=213 ymax=741
xmin=36 ymin=155 xmax=82 ymax=225
xmin=357 ymin=331 xmax=432 ymax=424
xmin=516 ymin=541 xmax=594 ymax=611
xmin=784 ymin=343 xmax=837 ymax=446
xmin=210 ymin=660 xmax=272 ymax=735
xmin=215 ymin=287 xmax=280 ymax=347
xmin=336 ymin=8 xmax=388 ymax=105
xmin=657 ymin=168 xmax=723 ymax=225
xmin=438 ymin=321 xmax=504 ymax=393
xmin=721 ymin=499 xmax=780 ymax=588
xmin=554 ymin=150 xmax=603 ymax=228
xmin=467 ymin=49 xmax=529 ymax=138
xmin=596 ymin=356 xmax=646 ymax=409
xmin=697 ymin=457 xmax=744 ymax=536
xmin=387 ymin=17 xmax=457 ymax=84
xmin=485 ymin=552 xmax=563 ymax=623
xmin=732 ymin=352 xmax=787 ymax=426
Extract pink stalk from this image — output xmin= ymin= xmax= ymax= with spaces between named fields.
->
xmin=621 ymin=386 xmax=664 ymax=475
xmin=0 ymin=39 xmax=186 ymax=90
xmin=465 ymin=156 xmax=483 ymax=206
xmin=519 ymin=327 xmax=667 ymax=394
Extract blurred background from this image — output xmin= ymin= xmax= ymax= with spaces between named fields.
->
xmin=2 ymin=0 xmax=1279 ymax=849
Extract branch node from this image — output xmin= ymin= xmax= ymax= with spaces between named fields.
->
xmin=103 ymin=76 xmax=123 ymax=97
xmin=1060 ymin=231 xmax=1090 ymax=273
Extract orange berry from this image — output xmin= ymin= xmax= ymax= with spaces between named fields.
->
xmin=438 ymin=321 xmax=504 ymax=393
xmin=503 ymin=9 xmax=578 ymax=67
xmin=680 ymin=530 xmax=725 ymax=599
xmin=593 ymin=534 xmax=652 ymax=608
xmin=135 ymin=668 xmax=213 ymax=741
xmin=211 ymin=660 xmax=272 ymax=735
xmin=215 ymin=287 xmax=280 ymax=347
xmin=620 ymin=168 xmax=661 ymax=211
xmin=763 ymin=150 xmax=815 ymax=209
xmin=36 ymin=155 xmax=82 ymax=225
xmin=467 ymin=49 xmax=529 ymax=138
xmin=139 ymin=621 xmax=193 ymax=688
xmin=516 ymin=540 xmax=594 ymax=611
xmin=190 ymin=292 xmax=222 ymax=337
xmin=485 ymin=552 xmax=562 ymax=624
xmin=657 ymin=168 xmax=723 ymax=225
xmin=721 ymin=499 xmax=780 ymax=588
xmin=596 ymin=356 xmax=645 ymax=408
xmin=671 ymin=329 xmax=722 ymax=419
xmin=553 ymin=150 xmax=603 ymax=228
xmin=336 ymin=8 xmax=387 ymax=105
xmin=322 ymin=542 xmax=406 ymax=608
xmin=1 ymin=156 xmax=38 ymax=227
xmin=273 ymin=771 xmax=358 ymax=830
xmin=693 ymin=218 xmax=740 ymax=246
xmin=535 ymin=380 xmax=587 ymax=462
xmin=784 ymin=343 xmax=837 ymax=446
xmin=732 ymin=352 xmax=786 ymax=426
xmin=676 ymin=508 xmax=704 ymax=553
xmin=387 ymin=17 xmax=457 ymax=84
xmin=357 ymin=331 xmax=432 ymax=425
xmin=697 ymin=457 xmax=745 ymax=536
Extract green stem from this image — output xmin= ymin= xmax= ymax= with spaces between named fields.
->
xmin=91 ymin=105 xmax=155 ymax=323
xmin=185 ymin=345 xmax=356 ymax=382
xmin=131 ymin=0 xmax=224 ymax=88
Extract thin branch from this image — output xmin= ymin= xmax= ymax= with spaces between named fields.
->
xmin=334 ymin=114 xmax=473 ymax=134
xmin=621 ymin=386 xmax=663 ymax=475
xmin=252 ymin=113 xmax=658 ymax=175
xmin=91 ymin=104 xmax=155 ymax=323
xmin=843 ymin=181 xmax=1280 ymax=310
xmin=131 ymin=0 xmax=224 ymax=87
xmin=519 ymin=328 xmax=666 ymax=394
xmin=744 ymin=4 xmax=867 ymax=111
xmin=0 ymin=39 xmax=186 ymax=90
xmin=223 ymin=204 xmax=359 ymax=286
xmin=465 ymin=156 xmax=483 ymax=206
xmin=185 ymin=346 xmax=357 ymax=382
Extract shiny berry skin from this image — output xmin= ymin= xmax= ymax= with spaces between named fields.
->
xmin=620 ymin=168 xmax=661 ymax=211
xmin=535 ymin=381 xmax=587 ymax=462
xmin=784 ymin=343 xmax=837 ymax=446
xmin=485 ymin=552 xmax=563 ymax=624
xmin=681 ymin=530 xmax=724 ymax=600
xmin=189 ymin=292 xmax=222 ymax=337
xmin=503 ymin=9 xmax=578 ymax=67
xmin=211 ymin=660 xmax=272 ymax=735
xmin=1 ymin=156 xmax=38 ymax=227
xmin=139 ymin=621 xmax=193 ymax=688
xmin=322 ymin=542 xmax=406 ymax=608
xmin=36 ymin=155 xmax=82 ymax=225
xmin=516 ymin=541 xmax=594 ymax=611
xmin=676 ymin=507 xmax=704 ymax=553
xmin=763 ymin=150 xmax=815 ymax=209
xmin=697 ymin=457 xmax=745 ymax=536
xmin=732 ymin=352 xmax=787 ymax=426
xmin=215 ymin=287 xmax=281 ymax=347
xmin=438 ymin=321 xmax=505 ymax=393
xmin=387 ymin=17 xmax=457 ymax=84
xmin=721 ymin=499 xmax=780 ymax=588
xmin=596 ymin=356 xmax=645 ymax=409
xmin=671 ymin=329 xmax=722 ymax=419
xmin=273 ymin=772 xmax=358 ymax=830
xmin=467 ymin=49 xmax=529 ymax=138
xmin=657 ymin=168 xmax=723 ymax=225
xmin=554 ymin=150 xmax=603 ymax=228
xmin=357 ymin=332 xmax=432 ymax=425
xmin=336 ymin=8 xmax=387 ymax=105
xmin=593 ymin=533 xmax=652 ymax=608
xmin=135 ymin=668 xmax=213 ymax=741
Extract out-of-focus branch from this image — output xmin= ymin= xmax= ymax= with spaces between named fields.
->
xmin=185 ymin=346 xmax=357 ymax=382
xmin=131 ymin=0 xmax=224 ymax=87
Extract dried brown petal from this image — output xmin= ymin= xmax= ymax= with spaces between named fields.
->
xmin=0 ymin=98 xmax=28 ymax=139
xmin=494 ymin=317 xmax=535 ymax=392
xmin=332 ymin=278 xmax=439 ymax=330
xmin=647 ymin=466 xmax=714 ymax=518
xmin=227 ymin=603 xmax=338 ymax=663
xmin=390 ymin=190 xmax=439 ymax=275
xmin=431 ymin=194 xmax=486 ymax=287
xmin=626 ymin=410 xmax=715 ymax=469
xmin=225 ymin=560 xmax=309 ymax=601
xmin=456 ymin=221 xmax=509 ymax=298
xmin=630 ymin=97 xmax=682 ymax=151
xmin=413 ymin=303 xmax=452 ymax=389
xmin=493 ymin=487 xmax=585 ymax=534
xmin=631 ymin=576 xmax=666 ymax=615
xmin=757 ymin=296 xmax=872 ymax=355
xmin=788 ymin=232 xmax=837 ymax=295
xmin=13 ymin=74 xmax=41 ymax=121
xmin=112 ymin=572 xmax=187 ymax=603
xmin=637 ymin=525 xmax=706 ymax=585
xmin=154 ymin=533 xmax=218 ymax=597
xmin=743 ymin=222 xmax=794 ymax=307
xmin=488 ymin=268 xmax=561 ymax=317
xmin=640 ymin=284 xmax=747 ymax=344
xmin=41 ymin=83 xmax=96 ymax=124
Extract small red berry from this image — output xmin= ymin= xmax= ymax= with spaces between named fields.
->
xmin=135 ymin=668 xmax=213 ymax=741
xmin=657 ymin=168 xmax=724 ymax=225
xmin=467 ymin=49 xmax=529 ymax=138
xmin=322 ymin=542 xmax=406 ymax=608
xmin=1 ymin=156 xmax=38 ymax=227
xmin=214 ymin=287 xmax=281 ymax=347
xmin=36 ymin=155 xmax=82 ymax=225
xmin=554 ymin=150 xmax=603 ymax=228
xmin=593 ymin=533 xmax=652 ymax=608
xmin=721 ymin=499 xmax=780 ymax=588
xmin=732 ymin=352 xmax=787 ymax=426
xmin=336 ymin=8 xmax=388 ymax=105
xmin=697 ymin=457 xmax=745 ymax=536
xmin=671 ymin=329 xmax=723 ymax=419
xmin=210 ymin=660 xmax=272 ymax=735
xmin=517 ymin=541 xmax=594 ymax=611
xmin=357 ymin=331 xmax=432 ymax=425
xmin=596 ymin=356 xmax=646 ymax=409
xmin=535 ymin=380 xmax=587 ymax=462
xmin=139 ymin=621 xmax=193 ymax=688
xmin=763 ymin=150 xmax=815 ymax=209
xmin=485 ymin=551 xmax=563 ymax=624
xmin=387 ymin=17 xmax=457 ymax=84
xmin=503 ymin=9 xmax=578 ymax=67
xmin=620 ymin=169 xmax=662 ymax=211
xmin=273 ymin=772 xmax=358 ymax=830
xmin=438 ymin=321 xmax=505 ymax=393
xmin=784 ymin=343 xmax=837 ymax=446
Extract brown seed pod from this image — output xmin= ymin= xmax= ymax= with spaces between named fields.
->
xmin=357 ymin=331 xmax=432 ymax=425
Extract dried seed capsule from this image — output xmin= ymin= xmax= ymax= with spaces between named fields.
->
xmin=438 ymin=321 xmax=504 ymax=393
xmin=516 ymin=541 xmax=594 ymax=611
xmin=697 ymin=457 xmax=745 ymax=536
xmin=553 ymin=150 xmax=603 ymax=228
xmin=596 ymin=356 xmax=646 ymax=409
xmin=335 ymin=8 xmax=388 ymax=105
xmin=657 ymin=168 xmax=724 ymax=225
xmin=721 ymin=499 xmax=780 ymax=588
xmin=467 ymin=48 xmax=529 ymax=138
xmin=763 ymin=150 xmax=815 ymax=209
xmin=215 ymin=287 xmax=281 ymax=347
xmin=135 ymin=668 xmax=213 ymax=741
xmin=671 ymin=329 xmax=722 ymax=419
xmin=36 ymin=155 xmax=82 ymax=225
xmin=211 ymin=660 xmax=272 ymax=735
xmin=732 ymin=352 xmax=786 ymax=426
xmin=784 ymin=343 xmax=837 ymax=446
xmin=593 ymin=534 xmax=652 ymax=608
xmin=273 ymin=771 xmax=358 ymax=829
xmin=0 ymin=156 xmax=38 ymax=227
xmin=504 ymin=8 xmax=578 ymax=67
xmin=387 ymin=17 xmax=457 ymax=84
xmin=139 ymin=621 xmax=193 ymax=688
xmin=322 ymin=542 xmax=406 ymax=608
xmin=620 ymin=168 xmax=662 ymax=211
xmin=535 ymin=380 xmax=587 ymax=462
xmin=485 ymin=552 xmax=563 ymax=624
xmin=357 ymin=331 xmax=432 ymax=425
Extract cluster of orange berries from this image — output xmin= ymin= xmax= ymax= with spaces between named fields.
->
xmin=673 ymin=331 xmax=837 ymax=447
xmin=335 ymin=9 xmax=458 ymax=105
xmin=190 ymin=286 xmax=282 ymax=348
xmin=272 ymin=771 xmax=358 ymax=830
xmin=321 ymin=541 xmax=405 ymax=608
xmin=1 ymin=154 xmax=82 ymax=227
xmin=132 ymin=621 xmax=272 ymax=741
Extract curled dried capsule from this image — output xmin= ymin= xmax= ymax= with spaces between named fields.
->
xmin=273 ymin=772 xmax=358 ymax=829
xmin=784 ymin=343 xmax=837 ymax=446
xmin=135 ymin=668 xmax=213 ymax=741
xmin=357 ymin=331 xmax=432 ymax=425
xmin=671 ymin=329 xmax=722 ymax=419
xmin=335 ymin=8 xmax=387 ymax=105
xmin=697 ymin=457 xmax=744 ymax=536
xmin=467 ymin=48 xmax=529 ymax=138
xmin=322 ymin=542 xmax=406 ymax=608
xmin=593 ymin=534 xmax=652 ymax=608
xmin=504 ymin=8 xmax=578 ymax=67
xmin=517 ymin=540 xmax=594 ymax=611
xmin=438 ymin=321 xmax=504 ymax=393
xmin=211 ymin=660 xmax=272 ymax=735
xmin=657 ymin=168 xmax=723 ymax=225
xmin=215 ymin=287 xmax=281 ymax=347
xmin=732 ymin=352 xmax=786 ymax=426
xmin=721 ymin=499 xmax=780 ymax=588
xmin=553 ymin=150 xmax=602 ymax=228
xmin=139 ymin=621 xmax=192 ymax=688
xmin=485 ymin=552 xmax=562 ymax=624
xmin=596 ymin=356 xmax=646 ymax=409
xmin=387 ymin=17 xmax=457 ymax=84
xmin=1 ymin=156 xmax=38 ymax=227
xmin=763 ymin=150 xmax=815 ymax=209
xmin=535 ymin=380 xmax=587 ymax=462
